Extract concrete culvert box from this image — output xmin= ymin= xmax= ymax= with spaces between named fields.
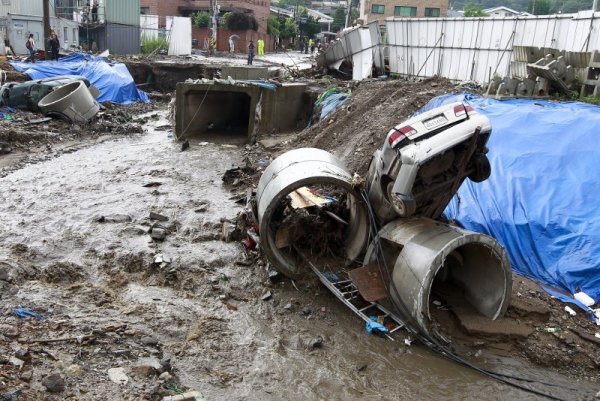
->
xmin=38 ymin=81 xmax=99 ymax=124
xmin=178 ymin=86 xmax=254 ymax=143
xmin=256 ymin=148 xmax=369 ymax=278
xmin=364 ymin=218 xmax=512 ymax=337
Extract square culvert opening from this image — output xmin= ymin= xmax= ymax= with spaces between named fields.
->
xmin=181 ymin=90 xmax=252 ymax=144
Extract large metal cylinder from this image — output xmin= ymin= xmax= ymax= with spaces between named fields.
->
xmin=38 ymin=80 xmax=99 ymax=124
xmin=256 ymin=148 xmax=369 ymax=278
xmin=364 ymin=218 xmax=512 ymax=337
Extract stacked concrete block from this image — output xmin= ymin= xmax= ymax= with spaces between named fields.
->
xmin=580 ymin=50 xmax=600 ymax=98
xmin=487 ymin=46 xmax=589 ymax=99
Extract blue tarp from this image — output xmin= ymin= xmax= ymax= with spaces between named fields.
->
xmin=10 ymin=53 xmax=149 ymax=105
xmin=420 ymin=93 xmax=600 ymax=302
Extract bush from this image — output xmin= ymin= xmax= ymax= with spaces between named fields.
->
xmin=141 ymin=36 xmax=168 ymax=54
xmin=226 ymin=12 xmax=258 ymax=31
xmin=193 ymin=11 xmax=210 ymax=28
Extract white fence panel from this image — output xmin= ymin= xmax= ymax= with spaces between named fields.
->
xmin=386 ymin=11 xmax=600 ymax=84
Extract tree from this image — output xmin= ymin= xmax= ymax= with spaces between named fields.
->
xmin=192 ymin=11 xmax=210 ymax=28
xmin=280 ymin=18 xmax=298 ymax=39
xmin=463 ymin=4 xmax=489 ymax=16
xmin=226 ymin=12 xmax=258 ymax=31
xmin=267 ymin=15 xmax=281 ymax=36
xmin=332 ymin=7 xmax=346 ymax=32
xmin=528 ymin=0 xmax=553 ymax=14
xmin=300 ymin=16 xmax=321 ymax=37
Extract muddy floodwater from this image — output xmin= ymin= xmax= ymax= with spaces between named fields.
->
xmin=0 ymin=111 xmax=596 ymax=400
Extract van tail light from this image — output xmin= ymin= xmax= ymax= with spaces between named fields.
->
xmin=388 ymin=126 xmax=416 ymax=147
xmin=454 ymin=104 xmax=476 ymax=117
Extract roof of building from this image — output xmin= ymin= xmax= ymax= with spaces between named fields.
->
xmin=482 ymin=6 xmax=533 ymax=16
xmin=308 ymin=8 xmax=333 ymax=21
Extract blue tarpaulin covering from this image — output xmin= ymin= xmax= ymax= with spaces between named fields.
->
xmin=420 ymin=93 xmax=600 ymax=302
xmin=10 ymin=53 xmax=149 ymax=105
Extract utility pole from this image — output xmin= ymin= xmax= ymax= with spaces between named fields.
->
xmin=345 ymin=0 xmax=352 ymax=28
xmin=593 ymin=0 xmax=598 ymax=12
xmin=43 ymin=0 xmax=52 ymax=59
xmin=209 ymin=0 xmax=219 ymax=55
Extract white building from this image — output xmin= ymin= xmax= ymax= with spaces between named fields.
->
xmin=482 ymin=6 xmax=533 ymax=17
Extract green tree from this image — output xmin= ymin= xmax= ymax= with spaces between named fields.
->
xmin=280 ymin=18 xmax=298 ymax=39
xmin=192 ymin=11 xmax=210 ymax=28
xmin=463 ymin=4 xmax=489 ymax=16
xmin=332 ymin=7 xmax=346 ymax=32
xmin=351 ymin=7 xmax=359 ymax=22
xmin=267 ymin=15 xmax=281 ymax=36
xmin=300 ymin=16 xmax=321 ymax=37
xmin=527 ymin=0 xmax=553 ymax=14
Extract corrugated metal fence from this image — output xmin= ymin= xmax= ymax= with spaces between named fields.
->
xmin=386 ymin=12 xmax=600 ymax=83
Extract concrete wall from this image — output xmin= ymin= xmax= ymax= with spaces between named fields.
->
xmin=386 ymin=11 xmax=600 ymax=84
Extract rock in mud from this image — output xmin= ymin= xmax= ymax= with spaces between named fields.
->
xmin=158 ymin=371 xmax=172 ymax=382
xmin=150 ymin=228 xmax=167 ymax=241
xmin=0 ymin=324 xmax=18 ymax=338
xmin=131 ymin=364 xmax=156 ymax=378
xmin=93 ymin=214 xmax=132 ymax=223
xmin=149 ymin=211 xmax=169 ymax=222
xmin=141 ymin=336 xmax=159 ymax=346
xmin=41 ymin=373 xmax=65 ymax=393
xmin=121 ymin=226 xmax=147 ymax=236
xmin=65 ymin=364 xmax=83 ymax=378
xmin=107 ymin=367 xmax=129 ymax=385
xmin=1 ymin=390 xmax=20 ymax=401
xmin=261 ymin=291 xmax=273 ymax=301
xmin=0 ymin=265 xmax=8 ymax=281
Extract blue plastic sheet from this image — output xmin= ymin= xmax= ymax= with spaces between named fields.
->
xmin=10 ymin=53 xmax=149 ymax=105
xmin=419 ymin=93 xmax=600 ymax=303
xmin=365 ymin=316 xmax=389 ymax=334
xmin=319 ymin=92 xmax=350 ymax=121
xmin=15 ymin=307 xmax=44 ymax=320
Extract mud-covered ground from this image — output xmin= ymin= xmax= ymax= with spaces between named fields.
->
xmin=0 ymin=78 xmax=599 ymax=401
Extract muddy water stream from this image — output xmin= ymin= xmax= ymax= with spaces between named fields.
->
xmin=0 ymin=111 xmax=593 ymax=400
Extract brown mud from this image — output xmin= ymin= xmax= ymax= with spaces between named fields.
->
xmin=0 ymin=79 xmax=598 ymax=401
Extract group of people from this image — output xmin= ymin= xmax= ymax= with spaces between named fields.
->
xmin=25 ymin=30 xmax=61 ymax=63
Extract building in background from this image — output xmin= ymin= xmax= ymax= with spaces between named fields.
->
xmin=482 ymin=6 xmax=532 ymax=17
xmin=79 ymin=0 xmax=141 ymax=54
xmin=360 ymin=0 xmax=448 ymax=23
xmin=140 ymin=0 xmax=271 ymax=36
xmin=0 ymin=0 xmax=80 ymax=55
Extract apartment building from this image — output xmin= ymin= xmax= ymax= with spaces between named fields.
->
xmin=360 ymin=0 xmax=448 ymax=23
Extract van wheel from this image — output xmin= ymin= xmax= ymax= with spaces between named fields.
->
xmin=468 ymin=156 xmax=491 ymax=183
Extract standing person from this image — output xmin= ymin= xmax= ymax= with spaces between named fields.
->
xmin=257 ymin=38 xmax=264 ymax=57
xmin=25 ymin=34 xmax=36 ymax=63
xmin=247 ymin=40 xmax=255 ymax=65
xmin=228 ymin=36 xmax=235 ymax=53
xmin=308 ymin=38 xmax=315 ymax=55
xmin=48 ymin=31 xmax=60 ymax=61
xmin=91 ymin=1 xmax=98 ymax=23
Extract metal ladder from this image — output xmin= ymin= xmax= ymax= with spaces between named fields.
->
xmin=308 ymin=261 xmax=406 ymax=341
